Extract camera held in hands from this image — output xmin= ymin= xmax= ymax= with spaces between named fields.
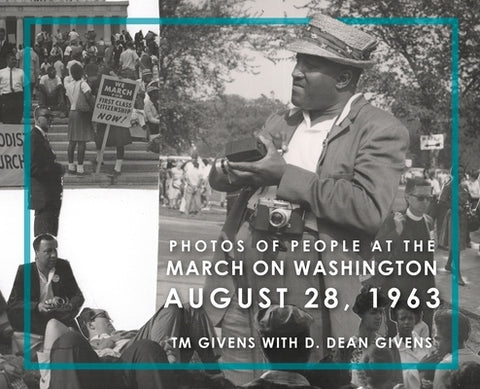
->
xmin=211 ymin=137 xmax=268 ymax=181
xmin=254 ymin=198 xmax=304 ymax=236
xmin=224 ymin=138 xmax=267 ymax=162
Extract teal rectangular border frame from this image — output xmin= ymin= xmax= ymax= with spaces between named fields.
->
xmin=23 ymin=16 xmax=459 ymax=371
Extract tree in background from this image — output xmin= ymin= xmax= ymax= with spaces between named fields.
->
xmin=299 ymin=0 xmax=480 ymax=169
xmin=158 ymin=0 xmax=479 ymax=169
xmin=193 ymin=94 xmax=287 ymax=157
xmin=158 ymin=0 xmax=296 ymax=154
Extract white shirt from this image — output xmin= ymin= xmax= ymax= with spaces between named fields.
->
xmin=283 ymin=93 xmax=362 ymax=172
xmin=37 ymin=267 xmax=56 ymax=303
xmin=68 ymin=31 xmax=79 ymax=41
xmin=0 ymin=66 xmax=24 ymax=94
xmin=247 ymin=93 xmax=362 ymax=228
xmin=40 ymin=74 xmax=62 ymax=94
xmin=144 ymin=94 xmax=159 ymax=124
xmin=119 ymin=48 xmax=139 ymax=70
xmin=395 ymin=332 xmax=429 ymax=389
xmin=282 ymin=112 xmax=335 ymax=173
xmin=54 ymin=60 xmax=64 ymax=79
xmin=466 ymin=179 xmax=480 ymax=199
xmin=64 ymin=78 xmax=91 ymax=110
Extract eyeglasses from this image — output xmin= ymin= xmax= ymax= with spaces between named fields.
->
xmin=90 ymin=311 xmax=112 ymax=322
xmin=411 ymin=194 xmax=433 ymax=202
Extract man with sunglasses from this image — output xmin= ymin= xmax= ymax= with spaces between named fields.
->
xmin=375 ymin=177 xmax=436 ymax=336
xmin=30 ymin=106 xmax=65 ymax=236
xmin=45 ymin=304 xmax=220 ymax=389
xmin=76 ymin=305 xmax=219 ymax=365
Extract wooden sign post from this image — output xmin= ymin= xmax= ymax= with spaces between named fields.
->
xmin=91 ymin=75 xmax=139 ymax=177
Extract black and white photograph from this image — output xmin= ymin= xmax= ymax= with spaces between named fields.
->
xmin=156 ymin=1 xmax=480 ymax=389
xmin=1 ymin=0 xmax=480 ymax=388
xmin=1 ymin=0 xmax=167 ymax=388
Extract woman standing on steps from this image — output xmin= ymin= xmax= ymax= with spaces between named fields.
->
xmin=64 ymin=63 xmax=94 ymax=176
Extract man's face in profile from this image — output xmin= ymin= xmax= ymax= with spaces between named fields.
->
xmin=88 ymin=310 xmax=115 ymax=336
xmin=291 ymin=54 xmax=339 ymax=111
xmin=36 ymin=109 xmax=53 ymax=131
xmin=35 ymin=239 xmax=58 ymax=273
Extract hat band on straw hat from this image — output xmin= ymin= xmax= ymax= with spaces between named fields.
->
xmin=302 ymin=24 xmax=373 ymax=61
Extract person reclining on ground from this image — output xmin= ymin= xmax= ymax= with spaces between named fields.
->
xmin=41 ymin=319 xmax=173 ymax=389
xmin=76 ymin=304 xmax=220 ymax=365
xmin=40 ymin=304 xmax=222 ymax=389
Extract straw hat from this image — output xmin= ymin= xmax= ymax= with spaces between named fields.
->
xmin=287 ymin=14 xmax=378 ymax=69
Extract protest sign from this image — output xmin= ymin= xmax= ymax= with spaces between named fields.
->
xmin=0 ymin=124 xmax=24 ymax=187
xmin=92 ymin=75 xmax=139 ymax=174
xmin=92 ymin=75 xmax=139 ymax=128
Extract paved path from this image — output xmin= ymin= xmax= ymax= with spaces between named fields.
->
xmin=435 ymin=231 xmax=480 ymax=318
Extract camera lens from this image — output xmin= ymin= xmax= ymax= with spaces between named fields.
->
xmin=269 ymin=209 xmax=289 ymax=228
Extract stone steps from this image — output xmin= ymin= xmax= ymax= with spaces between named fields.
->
xmin=63 ymin=171 xmax=159 ymax=187
xmin=39 ymin=117 xmax=160 ymax=187
xmin=50 ymin=140 xmax=152 ymax=153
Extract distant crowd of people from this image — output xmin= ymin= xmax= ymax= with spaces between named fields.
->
xmin=0 ymin=26 xmax=160 ymax=177
xmin=159 ymin=153 xmax=215 ymax=216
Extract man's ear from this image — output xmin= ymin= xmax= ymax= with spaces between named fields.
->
xmin=336 ymin=69 xmax=354 ymax=89
xmin=87 ymin=321 xmax=96 ymax=331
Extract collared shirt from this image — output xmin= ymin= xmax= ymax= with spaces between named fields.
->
xmin=284 ymin=93 xmax=362 ymax=173
xmin=37 ymin=267 xmax=56 ymax=303
xmin=406 ymin=208 xmax=423 ymax=221
xmin=119 ymin=48 xmax=139 ymax=70
xmin=405 ymin=208 xmax=435 ymax=241
xmin=39 ymin=74 xmax=62 ymax=95
xmin=246 ymin=93 xmax=362 ymax=229
xmin=64 ymin=78 xmax=91 ymax=110
xmin=0 ymin=66 xmax=24 ymax=94
xmin=90 ymin=330 xmax=138 ymax=358
xmin=395 ymin=332 xmax=428 ymax=389
xmin=144 ymin=94 xmax=159 ymax=124
xmin=257 ymin=370 xmax=311 ymax=387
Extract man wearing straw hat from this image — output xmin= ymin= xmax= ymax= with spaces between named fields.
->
xmin=206 ymin=14 xmax=409 ymax=384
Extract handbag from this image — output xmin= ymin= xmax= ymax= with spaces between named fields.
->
xmin=75 ymin=81 xmax=93 ymax=112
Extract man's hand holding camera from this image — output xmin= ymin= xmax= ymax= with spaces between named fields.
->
xmin=227 ymin=136 xmax=287 ymax=187
xmin=38 ymin=296 xmax=72 ymax=313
